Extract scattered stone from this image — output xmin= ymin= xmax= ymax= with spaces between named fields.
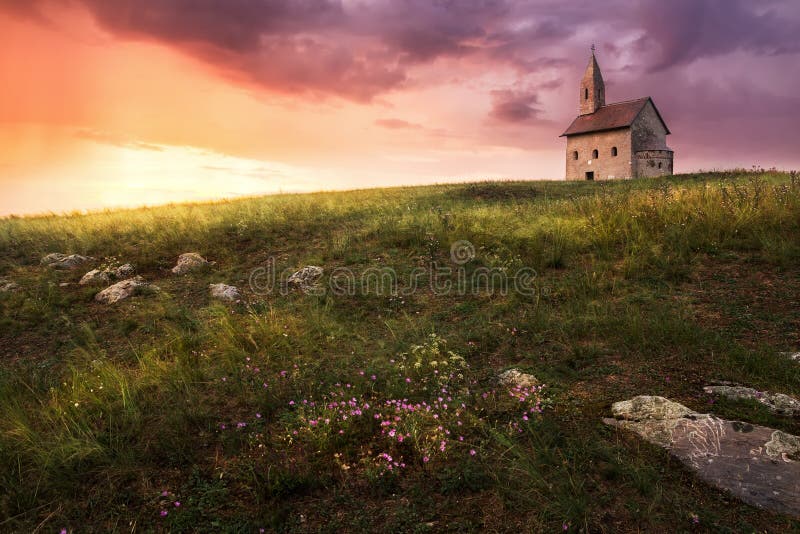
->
xmin=780 ymin=352 xmax=800 ymax=362
xmin=498 ymin=368 xmax=538 ymax=389
xmin=704 ymin=385 xmax=800 ymax=416
xmin=41 ymin=253 xmax=94 ymax=270
xmin=79 ymin=269 xmax=111 ymax=286
xmin=209 ymin=283 xmax=241 ymax=302
xmin=765 ymin=431 xmax=800 ymax=461
xmin=95 ymin=276 xmax=157 ymax=305
xmin=612 ymin=395 xmax=696 ymax=421
xmin=79 ymin=263 xmax=136 ymax=285
xmin=287 ymin=266 xmax=324 ymax=292
xmin=115 ymin=264 xmax=135 ymax=278
xmin=172 ymin=253 xmax=213 ymax=275
xmin=605 ymin=396 xmax=800 ymax=517
xmin=0 ymin=279 xmax=20 ymax=292
xmin=59 ymin=283 xmax=72 ymax=288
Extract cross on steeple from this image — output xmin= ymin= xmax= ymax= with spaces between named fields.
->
xmin=591 ymin=43 xmax=596 ymax=54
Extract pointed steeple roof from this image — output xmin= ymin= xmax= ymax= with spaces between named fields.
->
xmin=579 ymin=47 xmax=605 ymax=115
xmin=586 ymin=51 xmax=603 ymax=85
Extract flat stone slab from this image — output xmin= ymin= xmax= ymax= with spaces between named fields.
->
xmin=605 ymin=396 xmax=800 ymax=517
xmin=704 ymin=385 xmax=800 ymax=416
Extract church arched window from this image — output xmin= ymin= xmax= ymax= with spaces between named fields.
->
xmin=592 ymin=149 xmax=599 ymax=159
xmin=573 ymin=151 xmax=579 ymax=160
xmin=611 ymin=147 xmax=618 ymax=157
xmin=584 ymin=88 xmax=588 ymax=100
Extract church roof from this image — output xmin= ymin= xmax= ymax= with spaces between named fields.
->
xmin=560 ymin=97 xmax=671 ymax=137
xmin=584 ymin=53 xmax=604 ymax=92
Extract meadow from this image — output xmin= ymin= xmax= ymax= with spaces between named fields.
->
xmin=1 ymin=171 xmax=799 ymax=532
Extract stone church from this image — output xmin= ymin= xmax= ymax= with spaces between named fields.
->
xmin=561 ymin=49 xmax=673 ymax=181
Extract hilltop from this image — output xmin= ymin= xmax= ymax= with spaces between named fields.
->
xmin=1 ymin=171 xmax=799 ymax=532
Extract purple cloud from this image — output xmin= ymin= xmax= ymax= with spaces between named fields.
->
xmin=4 ymin=0 xmax=800 ymax=167
xmin=489 ymin=90 xmax=542 ymax=123
xmin=635 ymin=0 xmax=800 ymax=71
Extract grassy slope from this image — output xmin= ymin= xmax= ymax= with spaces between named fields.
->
xmin=0 ymin=171 xmax=799 ymax=532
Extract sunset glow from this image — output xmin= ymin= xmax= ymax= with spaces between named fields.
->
xmin=2 ymin=1 xmax=799 ymax=215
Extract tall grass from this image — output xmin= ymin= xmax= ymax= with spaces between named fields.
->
xmin=0 ymin=171 xmax=798 ymax=530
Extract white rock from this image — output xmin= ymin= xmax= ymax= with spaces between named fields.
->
xmin=41 ymin=253 xmax=94 ymax=270
xmin=80 ymin=263 xmax=135 ymax=285
xmin=704 ymin=385 xmax=800 ymax=415
xmin=209 ymin=283 xmax=241 ymax=302
xmin=287 ymin=266 xmax=324 ymax=291
xmin=0 ymin=279 xmax=20 ymax=292
xmin=172 ymin=253 xmax=213 ymax=275
xmin=79 ymin=269 xmax=111 ymax=286
xmin=95 ymin=276 xmax=156 ymax=304
xmin=612 ymin=395 xmax=697 ymax=421
xmin=115 ymin=264 xmax=135 ymax=278
xmin=780 ymin=352 xmax=800 ymax=362
xmin=605 ymin=396 xmax=800 ymax=517
xmin=498 ymin=368 xmax=539 ymax=389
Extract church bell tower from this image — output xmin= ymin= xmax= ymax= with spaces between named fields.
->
xmin=579 ymin=45 xmax=605 ymax=115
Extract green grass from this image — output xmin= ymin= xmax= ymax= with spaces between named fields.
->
xmin=1 ymin=171 xmax=799 ymax=532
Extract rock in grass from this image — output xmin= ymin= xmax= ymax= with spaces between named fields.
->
xmin=704 ymin=385 xmax=800 ymax=416
xmin=79 ymin=269 xmax=112 ymax=286
xmin=780 ymin=352 xmax=800 ymax=362
xmin=287 ymin=266 xmax=324 ymax=291
xmin=41 ymin=253 xmax=94 ymax=270
xmin=497 ymin=368 xmax=538 ymax=389
xmin=79 ymin=264 xmax=136 ymax=286
xmin=612 ymin=395 xmax=695 ymax=422
xmin=172 ymin=253 xmax=213 ymax=275
xmin=0 ymin=279 xmax=20 ymax=292
xmin=605 ymin=396 xmax=800 ymax=517
xmin=115 ymin=264 xmax=135 ymax=278
xmin=95 ymin=276 xmax=157 ymax=304
xmin=209 ymin=283 xmax=241 ymax=302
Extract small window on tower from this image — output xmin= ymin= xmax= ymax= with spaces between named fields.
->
xmin=584 ymin=88 xmax=588 ymax=100
xmin=573 ymin=151 xmax=579 ymax=160
xmin=592 ymin=149 xmax=599 ymax=159
xmin=611 ymin=147 xmax=618 ymax=157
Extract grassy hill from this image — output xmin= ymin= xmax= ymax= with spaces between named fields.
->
xmin=1 ymin=171 xmax=799 ymax=532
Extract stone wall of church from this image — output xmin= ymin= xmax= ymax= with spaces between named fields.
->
xmin=631 ymin=101 xmax=672 ymax=177
xmin=631 ymin=101 xmax=669 ymax=151
xmin=565 ymin=129 xmax=633 ymax=181
xmin=635 ymin=150 xmax=674 ymax=178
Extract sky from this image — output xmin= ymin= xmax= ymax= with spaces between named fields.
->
xmin=1 ymin=0 xmax=799 ymax=216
